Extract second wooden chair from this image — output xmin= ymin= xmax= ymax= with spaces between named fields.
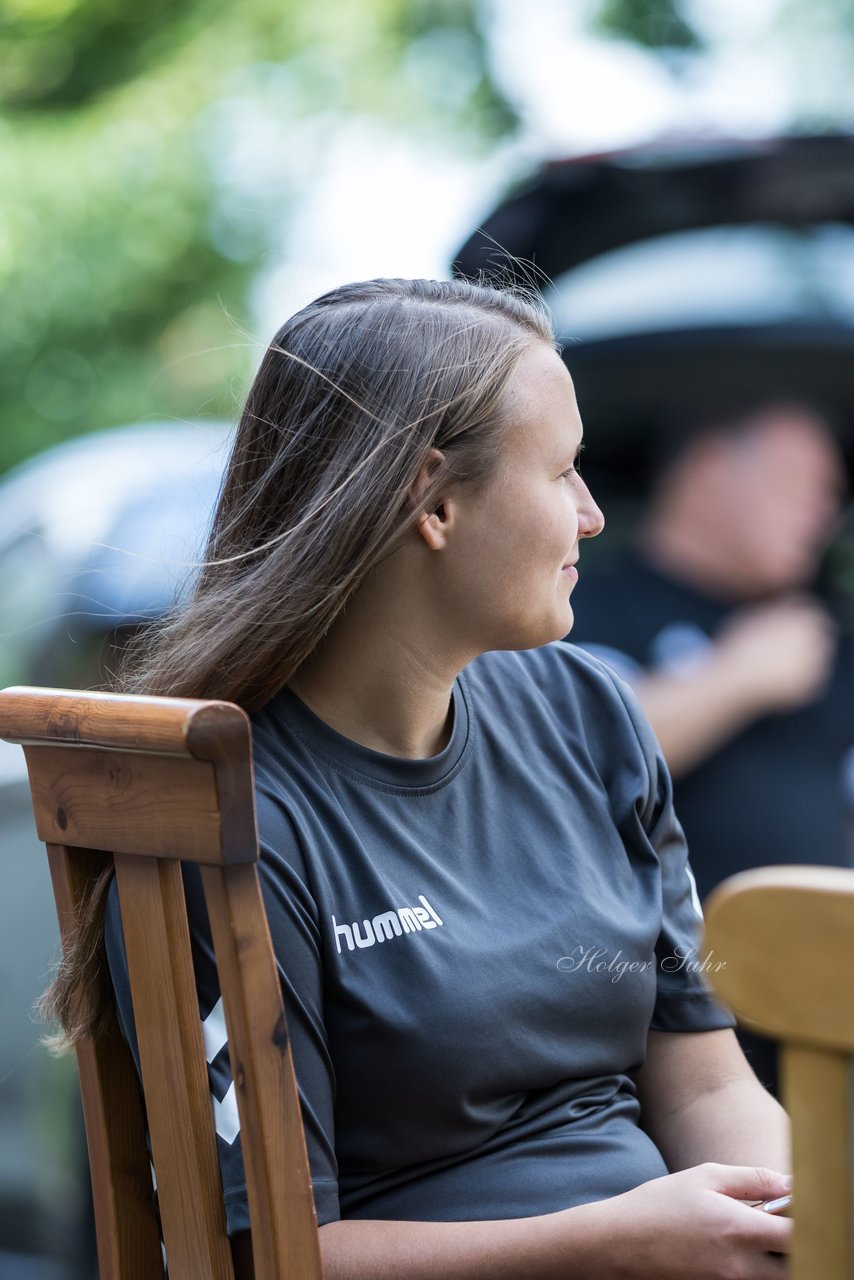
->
xmin=705 ymin=863 xmax=854 ymax=1280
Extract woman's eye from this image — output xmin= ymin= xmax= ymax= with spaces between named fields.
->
xmin=561 ymin=444 xmax=584 ymax=479
xmin=561 ymin=457 xmax=583 ymax=479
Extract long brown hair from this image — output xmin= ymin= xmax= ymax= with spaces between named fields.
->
xmin=42 ymin=276 xmax=556 ymax=1046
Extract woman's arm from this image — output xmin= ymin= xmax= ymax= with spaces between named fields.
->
xmin=317 ymin=1207 xmax=615 ymax=1280
xmin=231 ymin=1160 xmax=792 ymax=1280
xmin=232 ymin=1204 xmax=613 ymax=1280
xmin=635 ymin=1027 xmax=791 ymax=1173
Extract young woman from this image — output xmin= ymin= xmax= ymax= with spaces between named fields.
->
xmin=50 ymin=278 xmax=791 ymax=1278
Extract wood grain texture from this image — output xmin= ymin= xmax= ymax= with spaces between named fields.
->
xmin=114 ymin=852 xmax=235 ymax=1280
xmin=5 ymin=686 xmax=259 ymax=865
xmin=0 ymin=684 xmax=247 ymax=758
xmin=27 ymin=745 xmax=228 ymax=863
xmin=783 ymin=1046 xmax=853 ymax=1278
xmin=46 ymin=843 xmax=163 ymax=1280
xmin=201 ymin=863 xmax=322 ymax=1280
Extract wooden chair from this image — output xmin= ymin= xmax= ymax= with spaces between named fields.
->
xmin=0 ymin=685 xmax=323 ymax=1280
xmin=704 ymin=864 xmax=854 ymax=1280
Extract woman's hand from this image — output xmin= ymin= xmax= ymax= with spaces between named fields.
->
xmin=586 ymin=1162 xmax=791 ymax=1279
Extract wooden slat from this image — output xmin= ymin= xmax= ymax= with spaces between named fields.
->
xmin=189 ymin=709 xmax=260 ymax=869
xmin=46 ymin=844 xmax=163 ymax=1280
xmin=24 ymin=745 xmax=237 ymax=865
xmin=201 ymin=864 xmax=323 ymax=1280
xmin=114 ymin=853 xmax=235 ymax=1280
xmin=782 ymin=1046 xmax=853 ymax=1279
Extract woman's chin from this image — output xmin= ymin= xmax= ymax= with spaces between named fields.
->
xmin=489 ymin=601 xmax=576 ymax=651
xmin=538 ymin=605 xmax=575 ymax=647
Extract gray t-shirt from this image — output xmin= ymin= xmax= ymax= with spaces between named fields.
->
xmin=105 ymin=641 xmax=734 ymax=1234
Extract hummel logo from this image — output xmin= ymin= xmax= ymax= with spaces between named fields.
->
xmin=332 ymin=894 xmax=444 ymax=953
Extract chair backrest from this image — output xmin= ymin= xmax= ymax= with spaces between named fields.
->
xmin=0 ymin=685 xmax=323 ymax=1280
xmin=703 ymin=864 xmax=854 ymax=1280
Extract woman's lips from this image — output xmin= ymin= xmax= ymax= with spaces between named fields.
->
xmin=562 ymin=564 xmax=578 ymax=582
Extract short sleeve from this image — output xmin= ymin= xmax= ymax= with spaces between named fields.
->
xmin=572 ymin=640 xmax=646 ymax=686
xmin=103 ymin=770 xmax=341 ymax=1234
xmin=606 ymin=670 xmax=737 ymax=1035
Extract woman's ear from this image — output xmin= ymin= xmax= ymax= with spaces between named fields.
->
xmin=408 ymin=448 xmax=451 ymax=550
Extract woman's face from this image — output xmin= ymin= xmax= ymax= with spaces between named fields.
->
xmin=442 ymin=344 xmax=605 ymax=652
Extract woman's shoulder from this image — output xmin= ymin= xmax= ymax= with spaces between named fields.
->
xmin=464 ymin=640 xmax=634 ymax=712
xmin=464 ymin=641 xmax=655 ymax=783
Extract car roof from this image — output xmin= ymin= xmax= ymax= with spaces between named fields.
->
xmin=0 ymin=422 xmax=233 ymax=667
xmin=0 ymin=420 xmax=232 ymax=566
xmin=454 ymin=133 xmax=854 ymax=281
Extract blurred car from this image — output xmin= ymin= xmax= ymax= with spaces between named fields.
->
xmin=0 ymin=420 xmax=231 ymax=1277
xmin=454 ymin=131 xmax=854 ymax=598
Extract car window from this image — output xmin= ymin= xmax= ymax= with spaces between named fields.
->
xmin=545 ymin=223 xmax=854 ymax=339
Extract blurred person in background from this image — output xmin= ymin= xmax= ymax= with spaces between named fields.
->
xmin=568 ymin=398 xmax=854 ymax=1095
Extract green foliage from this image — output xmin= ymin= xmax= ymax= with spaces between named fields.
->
xmin=592 ymin=0 xmax=704 ymax=51
xmin=0 ymin=106 xmax=252 ymax=471
xmin=1 ymin=0 xmax=518 ymax=475
xmin=0 ymin=0 xmax=216 ymax=109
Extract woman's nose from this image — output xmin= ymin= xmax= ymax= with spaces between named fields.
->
xmin=578 ymin=484 xmax=605 ymax=539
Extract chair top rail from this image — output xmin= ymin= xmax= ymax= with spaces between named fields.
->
xmin=707 ymin=865 xmax=854 ymax=898
xmin=0 ymin=685 xmax=250 ymax=762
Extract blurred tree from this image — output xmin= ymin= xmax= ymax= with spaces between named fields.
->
xmin=0 ymin=0 xmax=212 ymax=109
xmin=1 ymin=0 xmax=518 ymax=473
xmin=591 ymin=0 xmax=704 ymax=51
